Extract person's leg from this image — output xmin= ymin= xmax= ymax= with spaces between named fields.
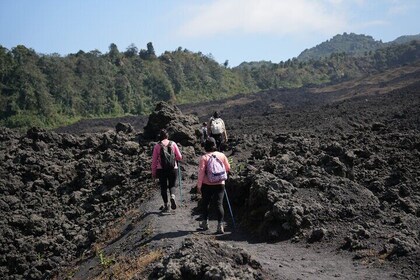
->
xmin=215 ymin=134 xmax=223 ymax=152
xmin=215 ymin=185 xmax=225 ymax=223
xmin=210 ymin=133 xmax=221 ymax=150
xmin=200 ymin=184 xmax=212 ymax=222
xmin=168 ymin=169 xmax=178 ymax=209
xmin=157 ymin=169 xmax=169 ymax=206
xmin=167 ymin=169 xmax=177 ymax=196
xmin=214 ymin=185 xmax=225 ymax=233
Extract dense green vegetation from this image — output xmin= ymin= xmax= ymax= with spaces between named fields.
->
xmin=1 ymin=36 xmax=420 ymax=129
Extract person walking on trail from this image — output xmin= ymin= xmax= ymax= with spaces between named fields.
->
xmin=196 ymin=137 xmax=231 ymax=233
xmin=207 ymin=111 xmax=228 ymax=151
xmin=200 ymin=122 xmax=208 ymax=147
xmin=151 ymin=129 xmax=183 ymax=212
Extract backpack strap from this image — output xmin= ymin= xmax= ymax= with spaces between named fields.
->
xmin=159 ymin=140 xmax=172 ymax=147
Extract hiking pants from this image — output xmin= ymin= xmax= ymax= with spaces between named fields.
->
xmin=211 ymin=133 xmax=223 ymax=151
xmin=157 ymin=169 xmax=178 ymax=204
xmin=201 ymin=184 xmax=225 ymax=222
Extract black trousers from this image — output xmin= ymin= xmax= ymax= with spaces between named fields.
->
xmin=201 ymin=184 xmax=225 ymax=223
xmin=211 ymin=133 xmax=223 ymax=150
xmin=157 ymin=169 xmax=177 ymax=204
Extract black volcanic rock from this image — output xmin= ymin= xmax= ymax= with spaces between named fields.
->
xmin=0 ymin=126 xmax=155 ymax=279
xmin=143 ymin=101 xmax=199 ymax=146
xmin=151 ymin=237 xmax=266 ymax=279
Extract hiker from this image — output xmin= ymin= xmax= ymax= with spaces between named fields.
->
xmin=196 ymin=137 xmax=231 ymax=233
xmin=151 ymin=129 xmax=183 ymax=212
xmin=200 ymin=122 xmax=208 ymax=147
xmin=207 ymin=111 xmax=228 ymax=151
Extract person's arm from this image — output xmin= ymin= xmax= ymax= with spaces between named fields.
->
xmin=222 ymin=121 xmax=228 ymax=141
xmin=197 ymin=156 xmax=206 ymax=193
xmin=151 ymin=144 xmax=159 ymax=178
xmin=222 ymin=153 xmax=230 ymax=173
xmin=172 ymin=142 xmax=183 ymax=162
xmin=207 ymin=118 xmax=212 ymax=136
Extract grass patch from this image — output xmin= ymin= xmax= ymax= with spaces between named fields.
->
xmin=98 ymin=250 xmax=114 ymax=268
xmin=94 ymin=250 xmax=163 ymax=280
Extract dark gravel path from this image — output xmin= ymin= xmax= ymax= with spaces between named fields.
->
xmin=70 ymin=159 xmax=396 ymax=279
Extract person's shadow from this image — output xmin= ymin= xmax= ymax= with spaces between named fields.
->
xmin=151 ymin=230 xmax=193 ymax=241
xmin=139 ymin=210 xmax=172 ymax=219
xmin=131 ymin=229 xmax=195 ymax=251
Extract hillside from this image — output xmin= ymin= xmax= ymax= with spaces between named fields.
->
xmin=297 ymin=33 xmax=383 ymax=61
xmin=392 ymin=34 xmax=420 ymax=45
xmin=1 ymin=34 xmax=420 ymax=130
xmin=297 ymin=32 xmax=420 ymax=62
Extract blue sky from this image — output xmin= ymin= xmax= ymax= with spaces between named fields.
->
xmin=0 ymin=0 xmax=419 ymax=67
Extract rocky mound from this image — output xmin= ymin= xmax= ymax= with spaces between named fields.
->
xmin=151 ymin=237 xmax=267 ymax=279
xmin=0 ymin=103 xmax=200 ymax=279
xmin=0 ymin=126 xmax=154 ymax=279
xmin=143 ymin=101 xmax=200 ymax=147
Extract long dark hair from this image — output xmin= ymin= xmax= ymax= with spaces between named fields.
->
xmin=158 ymin=129 xmax=168 ymax=141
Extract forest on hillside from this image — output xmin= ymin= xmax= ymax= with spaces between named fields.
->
xmin=297 ymin=33 xmax=420 ymax=61
xmin=0 ymin=39 xmax=419 ymax=129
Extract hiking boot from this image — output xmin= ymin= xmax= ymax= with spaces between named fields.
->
xmin=199 ymin=220 xmax=209 ymax=230
xmin=160 ymin=203 xmax=169 ymax=212
xmin=216 ymin=222 xmax=224 ymax=234
xmin=170 ymin=194 xmax=177 ymax=210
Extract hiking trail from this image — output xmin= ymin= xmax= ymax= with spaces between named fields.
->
xmin=70 ymin=157 xmax=396 ymax=279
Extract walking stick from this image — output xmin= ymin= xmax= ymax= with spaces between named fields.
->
xmin=178 ymin=161 xmax=182 ymax=206
xmin=224 ymin=188 xmax=236 ymax=230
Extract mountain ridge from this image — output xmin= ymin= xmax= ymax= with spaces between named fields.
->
xmin=296 ymin=32 xmax=420 ymax=61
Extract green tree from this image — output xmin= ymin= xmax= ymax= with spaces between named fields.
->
xmin=125 ymin=43 xmax=138 ymax=57
xmin=115 ymin=73 xmax=133 ymax=112
xmin=147 ymin=42 xmax=156 ymax=58
xmin=140 ymin=42 xmax=157 ymax=60
xmin=143 ymin=64 xmax=175 ymax=103
xmin=108 ymin=43 xmax=121 ymax=65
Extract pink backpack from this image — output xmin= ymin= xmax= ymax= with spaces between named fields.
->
xmin=206 ymin=154 xmax=227 ymax=183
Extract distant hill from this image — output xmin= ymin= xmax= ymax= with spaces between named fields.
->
xmin=390 ymin=34 xmax=420 ymax=45
xmin=297 ymin=32 xmax=420 ymax=61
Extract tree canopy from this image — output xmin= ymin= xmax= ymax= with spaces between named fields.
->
xmin=1 ymin=39 xmax=419 ymax=129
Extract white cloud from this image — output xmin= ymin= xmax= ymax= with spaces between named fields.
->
xmin=177 ymin=0 xmax=347 ymax=38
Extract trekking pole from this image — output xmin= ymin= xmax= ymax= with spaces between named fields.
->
xmin=178 ymin=161 xmax=182 ymax=206
xmin=224 ymin=188 xmax=236 ymax=230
